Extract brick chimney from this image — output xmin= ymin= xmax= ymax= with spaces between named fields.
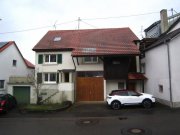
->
xmin=160 ymin=9 xmax=168 ymax=33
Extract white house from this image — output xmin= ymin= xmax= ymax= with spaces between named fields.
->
xmin=33 ymin=28 xmax=146 ymax=104
xmin=0 ymin=41 xmax=35 ymax=104
xmin=140 ymin=10 xmax=180 ymax=107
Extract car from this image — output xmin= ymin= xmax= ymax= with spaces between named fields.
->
xmin=106 ymin=90 xmax=155 ymax=110
xmin=0 ymin=94 xmax=17 ymax=113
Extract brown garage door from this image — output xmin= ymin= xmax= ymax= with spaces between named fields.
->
xmin=76 ymin=77 xmax=104 ymax=101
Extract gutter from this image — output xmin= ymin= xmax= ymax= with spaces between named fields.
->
xmin=165 ymin=39 xmax=173 ymax=107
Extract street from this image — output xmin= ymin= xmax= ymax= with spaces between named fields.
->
xmin=0 ymin=103 xmax=180 ymax=135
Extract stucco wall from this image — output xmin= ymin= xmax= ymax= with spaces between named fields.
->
xmin=169 ymin=35 xmax=180 ymax=103
xmin=144 ymin=44 xmax=171 ymax=101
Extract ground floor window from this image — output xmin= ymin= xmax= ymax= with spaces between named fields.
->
xmin=0 ymin=80 xmax=5 ymax=89
xmin=118 ymin=82 xmax=125 ymax=89
xmin=44 ymin=73 xmax=56 ymax=83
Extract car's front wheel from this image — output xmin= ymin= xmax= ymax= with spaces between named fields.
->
xmin=111 ymin=101 xmax=121 ymax=110
xmin=142 ymin=99 xmax=152 ymax=108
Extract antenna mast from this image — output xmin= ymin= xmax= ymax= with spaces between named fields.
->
xmin=78 ymin=17 xmax=81 ymax=29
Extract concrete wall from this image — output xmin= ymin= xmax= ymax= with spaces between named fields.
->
xmin=0 ymin=43 xmax=33 ymax=93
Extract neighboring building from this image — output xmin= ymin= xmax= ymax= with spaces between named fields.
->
xmin=139 ymin=10 xmax=180 ymax=107
xmin=144 ymin=9 xmax=180 ymax=38
xmin=33 ymin=28 xmax=146 ymax=103
xmin=0 ymin=41 xmax=35 ymax=104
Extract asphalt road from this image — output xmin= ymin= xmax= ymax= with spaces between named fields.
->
xmin=0 ymin=103 xmax=180 ymax=135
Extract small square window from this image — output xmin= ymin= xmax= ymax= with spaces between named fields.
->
xmin=0 ymin=80 xmax=5 ymax=89
xmin=13 ymin=60 xmax=17 ymax=67
xmin=159 ymin=85 xmax=163 ymax=93
xmin=118 ymin=82 xmax=124 ymax=89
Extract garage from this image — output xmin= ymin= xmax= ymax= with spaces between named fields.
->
xmin=13 ymin=86 xmax=30 ymax=104
xmin=76 ymin=77 xmax=104 ymax=102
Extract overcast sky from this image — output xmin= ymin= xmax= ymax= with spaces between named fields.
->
xmin=0 ymin=0 xmax=180 ymax=64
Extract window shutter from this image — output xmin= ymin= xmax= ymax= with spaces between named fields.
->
xmin=56 ymin=73 xmax=59 ymax=83
xmin=37 ymin=73 xmax=42 ymax=84
xmin=38 ymin=55 xmax=43 ymax=64
xmin=57 ymin=54 xmax=62 ymax=64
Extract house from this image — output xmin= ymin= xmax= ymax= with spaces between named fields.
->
xmin=0 ymin=41 xmax=36 ymax=104
xmin=139 ymin=9 xmax=180 ymax=107
xmin=32 ymin=28 xmax=146 ymax=103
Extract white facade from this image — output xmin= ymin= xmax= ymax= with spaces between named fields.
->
xmin=143 ymin=24 xmax=180 ymax=107
xmin=0 ymin=43 xmax=34 ymax=93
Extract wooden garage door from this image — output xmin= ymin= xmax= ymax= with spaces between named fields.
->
xmin=13 ymin=86 xmax=30 ymax=104
xmin=76 ymin=77 xmax=104 ymax=101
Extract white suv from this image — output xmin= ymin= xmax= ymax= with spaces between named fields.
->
xmin=107 ymin=90 xmax=155 ymax=110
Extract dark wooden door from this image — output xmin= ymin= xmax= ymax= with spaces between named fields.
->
xmin=76 ymin=77 xmax=104 ymax=101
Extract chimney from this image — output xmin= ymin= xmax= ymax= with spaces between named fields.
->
xmin=160 ymin=9 xmax=168 ymax=33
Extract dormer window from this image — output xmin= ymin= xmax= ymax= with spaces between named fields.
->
xmin=53 ymin=36 xmax=61 ymax=42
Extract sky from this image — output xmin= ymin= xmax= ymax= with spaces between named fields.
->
xmin=0 ymin=0 xmax=180 ymax=64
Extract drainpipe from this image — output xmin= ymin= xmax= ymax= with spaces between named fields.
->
xmin=165 ymin=39 xmax=173 ymax=107
xmin=72 ymin=56 xmax=77 ymax=103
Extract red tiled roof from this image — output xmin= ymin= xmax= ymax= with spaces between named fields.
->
xmin=0 ymin=41 xmax=35 ymax=69
xmin=24 ymin=59 xmax=35 ymax=69
xmin=128 ymin=73 xmax=147 ymax=80
xmin=33 ymin=28 xmax=140 ymax=56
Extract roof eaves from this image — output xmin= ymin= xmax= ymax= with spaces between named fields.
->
xmin=145 ymin=28 xmax=180 ymax=51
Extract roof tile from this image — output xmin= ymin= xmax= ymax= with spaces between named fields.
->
xmin=33 ymin=28 xmax=140 ymax=56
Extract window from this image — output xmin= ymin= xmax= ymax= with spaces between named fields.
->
xmin=83 ymin=57 xmax=98 ymax=63
xmin=0 ymin=80 xmax=5 ymax=89
xmin=45 ymin=54 xmax=57 ymax=63
xmin=44 ymin=73 xmax=56 ymax=83
xmin=118 ymin=82 xmax=125 ymax=89
xmin=64 ymin=72 xmax=70 ymax=82
xmin=53 ymin=37 xmax=61 ymax=41
xmin=13 ymin=60 xmax=17 ymax=67
xmin=159 ymin=85 xmax=163 ymax=93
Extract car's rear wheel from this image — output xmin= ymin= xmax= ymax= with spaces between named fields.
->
xmin=111 ymin=101 xmax=121 ymax=110
xmin=142 ymin=99 xmax=152 ymax=108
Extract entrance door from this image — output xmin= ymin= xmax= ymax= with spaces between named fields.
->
xmin=76 ymin=77 xmax=104 ymax=101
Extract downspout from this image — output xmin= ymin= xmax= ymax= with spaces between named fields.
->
xmin=72 ymin=56 xmax=77 ymax=103
xmin=165 ymin=40 xmax=173 ymax=107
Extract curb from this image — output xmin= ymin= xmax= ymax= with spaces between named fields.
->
xmin=19 ymin=101 xmax=72 ymax=114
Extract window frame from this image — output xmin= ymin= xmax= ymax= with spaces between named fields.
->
xmin=43 ymin=73 xmax=56 ymax=84
xmin=44 ymin=54 xmax=57 ymax=64
xmin=83 ymin=57 xmax=98 ymax=64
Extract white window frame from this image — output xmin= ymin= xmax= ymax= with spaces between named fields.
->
xmin=44 ymin=54 xmax=57 ymax=64
xmin=44 ymin=73 xmax=56 ymax=84
xmin=83 ymin=57 xmax=98 ymax=64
